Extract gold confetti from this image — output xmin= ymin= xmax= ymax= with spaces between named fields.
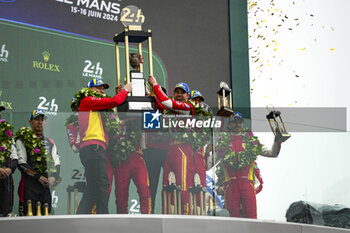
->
xmin=274 ymin=48 xmax=277 ymax=51
xmin=301 ymin=48 xmax=306 ymax=51
xmin=330 ymin=48 xmax=335 ymax=51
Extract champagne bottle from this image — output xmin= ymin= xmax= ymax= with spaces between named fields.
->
xmin=36 ymin=201 xmax=42 ymax=216
xmin=27 ymin=200 xmax=33 ymax=216
xmin=44 ymin=203 xmax=49 ymax=216
xmin=209 ymin=196 xmax=214 ymax=212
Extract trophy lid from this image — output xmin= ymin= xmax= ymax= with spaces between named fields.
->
xmin=113 ymin=31 xmax=151 ymax=43
xmin=217 ymin=81 xmax=231 ymax=96
xmin=266 ymin=110 xmax=281 ymax=119
xmin=120 ymin=5 xmax=145 ymax=30
xmin=217 ymin=87 xmax=231 ymax=96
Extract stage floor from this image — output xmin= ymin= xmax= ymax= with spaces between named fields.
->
xmin=1 ymin=215 xmax=349 ymax=233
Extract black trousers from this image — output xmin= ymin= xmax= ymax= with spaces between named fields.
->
xmin=77 ymin=144 xmax=110 ymax=214
xmin=18 ymin=175 xmax=51 ymax=216
xmin=0 ymin=178 xmax=11 ymax=217
xmin=143 ymin=148 xmax=167 ymax=214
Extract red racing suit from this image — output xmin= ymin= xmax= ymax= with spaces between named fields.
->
xmin=153 ymin=84 xmax=194 ymax=214
xmin=114 ymin=147 xmax=151 ymax=214
xmin=222 ymin=134 xmax=257 ymax=218
xmin=222 ymin=134 xmax=280 ymax=219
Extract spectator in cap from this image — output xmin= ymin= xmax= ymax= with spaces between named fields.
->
xmin=16 ymin=109 xmax=60 ymax=216
xmin=0 ymin=106 xmax=18 ymax=216
xmin=77 ymin=78 xmax=132 ymax=214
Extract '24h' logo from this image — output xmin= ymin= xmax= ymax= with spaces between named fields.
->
xmin=0 ymin=44 xmax=9 ymax=62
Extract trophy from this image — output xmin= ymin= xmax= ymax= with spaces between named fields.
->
xmin=162 ymin=171 xmax=182 ymax=215
xmin=266 ymin=105 xmax=291 ymax=142
xmin=114 ymin=5 xmax=156 ymax=111
xmin=189 ymin=173 xmax=207 ymax=216
xmin=217 ymin=81 xmax=234 ymax=116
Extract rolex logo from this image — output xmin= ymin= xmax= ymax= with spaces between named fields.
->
xmin=42 ymin=51 xmax=50 ymax=62
xmin=33 ymin=51 xmax=60 ymax=73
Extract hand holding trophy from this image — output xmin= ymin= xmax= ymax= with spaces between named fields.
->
xmin=266 ymin=105 xmax=291 ymax=142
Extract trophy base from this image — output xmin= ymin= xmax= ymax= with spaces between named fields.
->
xmin=118 ymin=96 xmax=156 ymax=112
xmin=275 ymin=132 xmax=291 ymax=142
xmin=217 ymin=107 xmax=234 ymax=117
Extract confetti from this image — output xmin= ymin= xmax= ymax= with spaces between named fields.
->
xmin=330 ymin=48 xmax=335 ymax=51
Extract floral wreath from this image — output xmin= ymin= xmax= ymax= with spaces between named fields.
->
xmin=72 ymin=87 xmax=136 ymax=165
xmin=0 ymin=119 xmax=14 ymax=167
xmin=163 ymin=99 xmax=212 ymax=151
xmin=216 ymin=128 xmax=262 ymax=169
xmin=15 ymin=127 xmax=56 ymax=176
xmin=108 ymin=128 xmax=140 ymax=166
xmin=65 ymin=113 xmax=78 ymax=127
xmin=188 ymin=100 xmax=212 ymax=152
xmin=71 ymin=87 xmax=121 ymax=134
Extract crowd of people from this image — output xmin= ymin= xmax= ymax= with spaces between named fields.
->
xmin=0 ymin=64 xmax=286 ymax=218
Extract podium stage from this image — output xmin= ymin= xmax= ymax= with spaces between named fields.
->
xmin=1 ymin=215 xmax=349 ymax=233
